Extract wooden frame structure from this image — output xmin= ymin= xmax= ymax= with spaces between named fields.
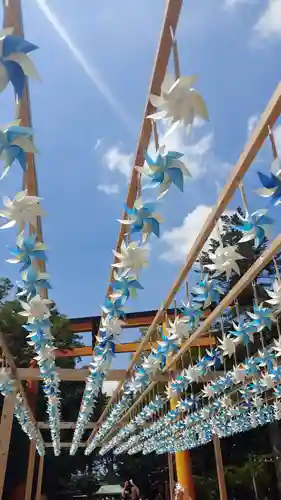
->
xmin=1 ymin=1 xmax=281 ymax=500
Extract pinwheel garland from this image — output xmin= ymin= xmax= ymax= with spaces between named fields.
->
xmin=247 ymin=303 xmax=274 ymax=332
xmin=0 ymin=27 xmax=40 ymax=97
xmin=180 ymin=300 xmax=203 ymax=329
xmin=118 ymin=198 xmax=163 ymax=242
xmin=0 ymin=367 xmax=15 ymax=395
xmin=206 ymin=243 xmax=244 ymax=281
xmin=230 ymin=320 xmax=255 ymax=346
xmin=234 ymin=209 xmax=273 ymax=249
xmin=0 ymin=190 xmax=44 ymax=231
xmin=0 ymin=121 xmax=38 ymax=179
xmin=99 ymin=315 xmax=125 ymax=339
xmin=112 ymin=240 xmax=149 ymax=275
xmin=148 ymin=74 xmax=208 ymax=137
xmin=110 ymin=270 xmax=143 ymax=302
xmin=193 ymin=274 xmax=224 ymax=309
xmin=265 ymin=279 xmax=281 ymax=312
xmin=7 ymin=233 xmax=47 ymax=272
xmin=256 ymin=158 xmax=281 ymax=207
xmin=141 ymin=146 xmax=191 ymax=197
xmin=17 ymin=267 xmax=51 ymax=300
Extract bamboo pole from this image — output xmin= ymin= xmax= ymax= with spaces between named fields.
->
xmin=213 ymin=435 xmax=228 ymax=500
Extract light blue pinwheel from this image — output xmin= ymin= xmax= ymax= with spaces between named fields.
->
xmin=0 ymin=28 xmax=40 ymax=98
xmin=273 ymin=385 xmax=281 ymax=398
xmin=248 ymin=379 xmax=263 ymax=394
xmin=0 ymin=369 xmax=15 ymax=395
xmin=180 ymin=300 xmax=203 ymax=329
xmin=256 ymin=159 xmax=281 ymax=207
xmin=102 ymin=297 xmax=126 ymax=319
xmin=255 ymin=349 xmax=274 ymax=370
xmin=193 ymin=274 xmax=224 ymax=309
xmin=17 ymin=267 xmax=51 ymax=299
xmin=110 ymin=270 xmax=143 ymax=303
xmin=270 ymin=365 xmax=281 ymax=383
xmin=7 ymin=233 xmax=47 ymax=272
xmin=204 ymin=348 xmax=222 ymax=369
xmin=243 ymin=357 xmax=260 ymax=377
xmin=157 ymin=331 xmax=181 ymax=359
xmin=142 ymin=146 xmax=191 ymax=197
xmin=247 ymin=303 xmax=274 ymax=332
xmin=195 ymin=357 xmax=209 ymax=376
xmin=0 ymin=121 xmax=38 ymax=179
xmin=233 ymin=209 xmax=273 ymax=249
xmin=119 ymin=197 xmax=163 ymax=242
xmin=230 ymin=319 xmax=254 ymax=346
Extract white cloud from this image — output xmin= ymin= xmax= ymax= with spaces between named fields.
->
xmin=254 ymin=0 xmax=281 ymax=40
xmin=103 ymin=380 xmax=118 ymax=396
xmin=247 ymin=114 xmax=259 ymax=138
xmin=94 ymin=139 xmax=102 ymax=151
xmin=35 ymin=0 xmax=134 ymax=130
xmin=97 ymin=183 xmax=119 ymax=195
xmin=103 ymin=147 xmax=133 ymax=180
xmin=224 ymin=0 xmax=253 ymax=7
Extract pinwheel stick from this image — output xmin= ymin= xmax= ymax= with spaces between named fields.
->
xmin=170 ymin=25 xmax=180 ymax=80
xmin=239 ymin=182 xmax=249 ymax=214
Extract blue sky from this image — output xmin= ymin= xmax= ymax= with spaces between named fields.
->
xmin=1 ymin=0 xmax=281 ymax=376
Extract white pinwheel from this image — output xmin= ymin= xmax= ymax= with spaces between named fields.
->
xmin=148 ymin=74 xmax=208 ymax=137
xmin=112 ymin=240 xmax=149 ymax=274
xmin=265 ymin=279 xmax=281 ymax=311
xmin=202 ymin=384 xmax=215 ymax=399
xmin=100 ymin=315 xmax=124 ymax=338
xmin=35 ymin=345 xmax=56 ymax=363
xmin=166 ymin=316 xmax=190 ymax=340
xmin=0 ymin=190 xmax=44 ymax=231
xmin=273 ymin=337 xmax=281 ymax=357
xmin=218 ymin=335 xmax=236 ymax=358
xmin=231 ymin=366 xmax=246 ymax=384
xmin=142 ymin=354 xmax=162 ymax=375
xmin=206 ymin=243 xmax=244 ymax=281
xmin=261 ymin=373 xmax=275 ymax=390
xmin=19 ymin=294 xmax=52 ymax=321
xmin=274 ymin=400 xmax=281 ymax=420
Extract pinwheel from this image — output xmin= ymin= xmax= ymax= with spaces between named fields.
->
xmin=0 ymin=190 xmax=44 ymax=231
xmin=0 ymin=121 xmax=38 ymax=179
xmin=202 ymin=384 xmax=216 ymax=399
xmin=148 ymin=74 xmax=208 ymax=137
xmin=101 ymin=298 xmax=126 ymax=319
xmin=112 ymin=240 xmax=149 ymax=274
xmin=247 ymin=303 xmax=274 ymax=332
xmin=140 ymin=146 xmax=191 ymax=197
xmin=100 ymin=315 xmax=124 ymax=339
xmin=110 ymin=270 xmax=143 ymax=303
xmin=243 ymin=358 xmax=260 ymax=377
xmin=142 ymin=353 xmax=162 ymax=375
xmin=16 ymin=267 xmax=51 ymax=299
xmin=193 ymin=275 xmax=224 ymax=309
xmin=118 ymin=198 xmax=163 ymax=242
xmin=274 ymin=400 xmax=281 ymax=420
xmin=255 ymin=349 xmax=274 ymax=370
xmin=183 ymin=365 xmax=201 ymax=383
xmin=157 ymin=331 xmax=181 ymax=358
xmin=165 ymin=316 xmax=190 ymax=340
xmin=180 ymin=300 xmax=203 ymax=329
xmin=230 ymin=319 xmax=255 ymax=346
xmin=206 ymin=243 xmax=244 ymax=281
xmin=6 ymin=233 xmax=47 ymax=272
xmin=0 ymin=368 xmax=15 ymax=395
xmin=19 ymin=294 xmax=52 ymax=321
xmin=265 ymin=279 xmax=281 ymax=311
xmin=261 ymin=372 xmax=275 ymax=390
xmin=204 ymin=348 xmax=222 ymax=368
xmin=218 ymin=334 xmax=236 ymax=358
xmin=0 ymin=28 xmax=39 ymax=97
xmin=274 ymin=385 xmax=281 ymax=398
xmin=256 ymin=158 xmax=281 ymax=207
xmin=269 ymin=364 xmax=281 ymax=382
xmin=273 ymin=337 xmax=281 ymax=357
xmin=234 ymin=209 xmax=273 ymax=249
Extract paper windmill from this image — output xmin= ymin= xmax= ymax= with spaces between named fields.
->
xmin=193 ymin=274 xmax=224 ymax=308
xmin=247 ymin=303 xmax=274 ymax=332
xmin=180 ymin=300 xmax=203 ymax=329
xmin=0 ymin=190 xmax=44 ymax=231
xmin=118 ymin=198 xmax=163 ymax=242
xmin=7 ymin=233 xmax=47 ymax=272
xmin=110 ymin=270 xmax=143 ymax=302
xmin=0 ymin=368 xmax=15 ymax=395
xmin=100 ymin=315 xmax=124 ymax=338
xmin=102 ymin=298 xmax=125 ymax=319
xmin=265 ymin=279 xmax=281 ymax=312
xmin=19 ymin=294 xmax=52 ymax=321
xmin=206 ymin=243 xmax=244 ymax=281
xmin=165 ymin=316 xmax=190 ymax=340
xmin=234 ymin=209 xmax=273 ymax=249
xmin=230 ymin=320 xmax=254 ymax=346
xmin=256 ymin=158 xmax=281 ymax=207
xmin=140 ymin=146 xmax=191 ymax=198
xmin=273 ymin=337 xmax=281 ymax=357
xmin=0 ymin=27 xmax=39 ymax=97
xmin=112 ymin=240 xmax=149 ymax=274
xmin=231 ymin=366 xmax=246 ymax=384
xmin=218 ymin=335 xmax=236 ymax=358
xmin=148 ymin=74 xmax=208 ymax=136
xmin=17 ymin=267 xmax=51 ymax=299
xmin=0 ymin=121 xmax=38 ymax=179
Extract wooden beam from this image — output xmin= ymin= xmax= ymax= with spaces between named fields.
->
xmin=38 ymin=422 xmax=96 ymax=430
xmin=24 ymin=440 xmax=36 ymax=500
xmin=17 ymin=367 xmax=169 ymax=382
xmin=35 ymin=455 xmax=44 ymax=500
xmin=55 ymin=336 xmax=215 ymax=358
xmin=0 ymin=393 xmax=16 ymax=498
xmin=213 ymin=435 xmax=228 ymax=500
xmin=95 ymin=82 xmax=281 ymax=432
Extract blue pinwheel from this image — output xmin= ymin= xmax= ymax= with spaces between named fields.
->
xmin=243 ymin=357 xmax=260 ymax=377
xmin=102 ymin=298 xmax=125 ymax=319
xmin=0 ymin=122 xmax=38 ymax=179
xmin=7 ymin=233 xmax=47 ymax=272
xmin=273 ymin=385 xmax=281 ymax=397
xmin=204 ymin=348 xmax=222 ymax=369
xmin=256 ymin=159 xmax=281 ymax=207
xmin=234 ymin=209 xmax=273 ymax=249
xmin=247 ymin=303 xmax=274 ymax=332
xmin=0 ymin=28 xmax=39 ymax=98
xmin=195 ymin=357 xmax=209 ymax=376
xmin=142 ymin=146 xmax=191 ymax=197
xmin=119 ymin=198 xmax=163 ymax=242
xmin=17 ymin=267 xmax=51 ymax=299
xmin=193 ymin=274 xmax=224 ymax=308
xmin=230 ymin=319 xmax=254 ymax=346
xmin=110 ymin=270 xmax=143 ymax=303
xmin=180 ymin=300 xmax=203 ymax=329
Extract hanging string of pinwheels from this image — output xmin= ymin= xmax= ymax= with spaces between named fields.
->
xmin=93 ymin=131 xmax=281 ymax=457
xmin=0 ymin=27 xmax=60 ymax=455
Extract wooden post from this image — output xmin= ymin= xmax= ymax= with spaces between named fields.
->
xmin=0 ymin=393 xmax=16 ymax=498
xmin=168 ymin=452 xmax=174 ymax=500
xmin=24 ymin=440 xmax=36 ymax=500
xmin=35 ymin=455 xmax=44 ymax=500
xmin=213 ymin=434 xmax=228 ymax=500
xmin=170 ymin=397 xmax=196 ymax=500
